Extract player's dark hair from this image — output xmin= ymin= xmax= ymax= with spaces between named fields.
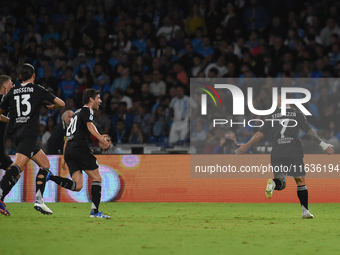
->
xmin=83 ymin=88 xmax=100 ymax=105
xmin=19 ymin=63 xmax=35 ymax=81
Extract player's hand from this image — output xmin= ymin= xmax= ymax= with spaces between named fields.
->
xmin=46 ymin=104 xmax=56 ymax=110
xmin=99 ymin=135 xmax=110 ymax=150
xmin=324 ymin=145 xmax=335 ymax=155
xmin=235 ymin=144 xmax=249 ymax=155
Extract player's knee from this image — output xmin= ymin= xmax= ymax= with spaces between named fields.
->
xmin=40 ymin=162 xmax=50 ymax=169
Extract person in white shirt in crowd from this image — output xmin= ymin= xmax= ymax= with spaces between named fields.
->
xmin=156 ymin=16 xmax=181 ymax=41
xmin=169 ymin=86 xmax=197 ymax=144
xmin=149 ymin=70 xmax=166 ymax=98
xmin=204 ymin=55 xmax=228 ymax=78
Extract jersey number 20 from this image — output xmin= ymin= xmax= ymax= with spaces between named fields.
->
xmin=66 ymin=116 xmax=78 ymax=136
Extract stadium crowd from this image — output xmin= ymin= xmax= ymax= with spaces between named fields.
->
xmin=0 ymin=0 xmax=340 ymax=154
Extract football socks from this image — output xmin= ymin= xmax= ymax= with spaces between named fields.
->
xmin=91 ymin=181 xmax=101 ymax=214
xmin=297 ymin=185 xmax=308 ymax=210
xmin=35 ymin=168 xmax=49 ymax=203
xmin=0 ymin=165 xmax=20 ymax=201
xmin=49 ymin=174 xmax=77 ymax=191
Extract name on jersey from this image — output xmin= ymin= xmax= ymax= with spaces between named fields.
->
xmin=271 ymin=112 xmax=296 ymax=119
xmin=277 ymin=137 xmax=293 ymax=144
xmin=13 ymin=87 xmax=34 ymax=94
xmin=16 ymin=116 xmax=30 ymax=123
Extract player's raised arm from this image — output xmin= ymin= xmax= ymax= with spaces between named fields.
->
xmin=236 ymin=131 xmax=264 ymax=155
xmin=306 ymin=129 xmax=334 ymax=155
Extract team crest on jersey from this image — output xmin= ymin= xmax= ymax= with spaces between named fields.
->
xmin=89 ymin=115 xmax=93 ymax=121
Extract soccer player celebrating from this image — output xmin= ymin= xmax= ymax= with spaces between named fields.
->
xmin=236 ymin=91 xmax=334 ymax=219
xmin=47 ymin=89 xmax=110 ymax=218
xmin=0 ymin=63 xmax=65 ymax=216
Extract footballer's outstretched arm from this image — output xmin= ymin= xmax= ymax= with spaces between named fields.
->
xmin=307 ymin=129 xmax=335 ymax=155
xmin=236 ymin=131 xmax=264 ymax=155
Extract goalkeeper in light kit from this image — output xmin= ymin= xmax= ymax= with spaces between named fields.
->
xmin=236 ymin=92 xmax=334 ymax=219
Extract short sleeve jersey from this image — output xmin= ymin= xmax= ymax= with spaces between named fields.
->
xmin=66 ymin=106 xmax=93 ymax=151
xmin=258 ymin=108 xmax=312 ymax=159
xmin=0 ymin=83 xmax=56 ymax=138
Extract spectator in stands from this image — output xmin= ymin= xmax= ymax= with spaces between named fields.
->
xmin=134 ymin=104 xmax=152 ymax=137
xmin=221 ymin=2 xmax=240 ymax=36
xmin=112 ymin=119 xmax=130 ymax=144
xmin=113 ymin=30 xmax=131 ymax=55
xmin=47 ymin=110 xmax=73 ymax=155
xmin=149 ymin=105 xmax=169 ymax=142
xmin=132 ymin=28 xmax=146 ymax=54
xmin=320 ymin=18 xmax=340 ymax=46
xmin=74 ymin=64 xmax=93 ymax=94
xmin=129 ymin=122 xmax=147 ymax=144
xmin=57 ymin=66 xmax=79 ymax=100
xmin=113 ymin=87 xmax=132 ymax=110
xmin=173 ymin=61 xmax=189 ymax=86
xmin=135 ymin=83 xmax=156 ymax=110
xmin=149 ymin=70 xmax=166 ymax=98
xmin=110 ymin=66 xmax=131 ymax=93
xmin=92 ymin=75 xmax=110 ymax=96
xmin=112 ymin=102 xmax=134 ymax=133
xmin=156 ymin=16 xmax=181 ymax=41
xmin=42 ymin=23 xmax=60 ymax=45
xmin=169 ymin=86 xmax=197 ymax=144
xmin=204 ymin=55 xmax=228 ymax=78
xmin=243 ymin=0 xmax=269 ymax=32
xmin=185 ymin=4 xmax=207 ymax=36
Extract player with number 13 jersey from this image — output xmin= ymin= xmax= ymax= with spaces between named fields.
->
xmin=3 ymin=82 xmax=56 ymax=143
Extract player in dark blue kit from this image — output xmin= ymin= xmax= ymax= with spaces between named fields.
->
xmin=236 ymin=92 xmax=334 ymax=219
xmin=46 ymin=89 xmax=111 ymax=218
xmin=0 ymin=64 xmax=65 ymax=216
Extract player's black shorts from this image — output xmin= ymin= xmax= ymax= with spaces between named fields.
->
xmin=10 ymin=136 xmax=41 ymax=158
xmin=64 ymin=146 xmax=99 ymax=176
xmin=271 ymin=157 xmax=305 ymax=178
xmin=0 ymin=153 xmax=13 ymax=170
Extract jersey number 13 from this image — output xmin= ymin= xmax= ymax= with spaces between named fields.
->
xmin=14 ymin=94 xmax=31 ymax=116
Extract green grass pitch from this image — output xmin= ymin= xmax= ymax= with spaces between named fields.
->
xmin=2 ymin=202 xmax=340 ymax=255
